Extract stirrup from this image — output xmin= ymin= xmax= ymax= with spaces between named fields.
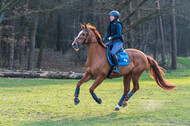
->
xmin=113 ymin=67 xmax=120 ymax=73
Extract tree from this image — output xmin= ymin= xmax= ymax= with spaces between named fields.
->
xmin=28 ymin=0 xmax=40 ymax=71
xmin=36 ymin=13 xmax=53 ymax=68
xmin=170 ymin=0 xmax=177 ymax=70
xmin=0 ymin=0 xmax=189 ymax=72
xmin=156 ymin=0 xmax=166 ymax=68
xmin=126 ymin=2 xmax=133 ymax=48
xmin=154 ymin=17 xmax=159 ymax=60
xmin=19 ymin=16 xmax=28 ymax=69
xmin=0 ymin=22 xmax=2 ymax=67
xmin=9 ymin=20 xmax=15 ymax=70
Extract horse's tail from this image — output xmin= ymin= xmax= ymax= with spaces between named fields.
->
xmin=147 ymin=56 xmax=177 ymax=91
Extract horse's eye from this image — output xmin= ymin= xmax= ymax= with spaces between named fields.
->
xmin=82 ymin=33 xmax=85 ymax=36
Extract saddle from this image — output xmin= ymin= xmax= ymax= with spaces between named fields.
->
xmin=107 ymin=45 xmax=129 ymax=66
xmin=106 ymin=45 xmax=129 ymax=78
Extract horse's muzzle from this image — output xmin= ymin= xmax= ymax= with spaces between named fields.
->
xmin=72 ymin=43 xmax=79 ymax=51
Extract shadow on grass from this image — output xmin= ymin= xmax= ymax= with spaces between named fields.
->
xmin=22 ymin=112 xmax=149 ymax=126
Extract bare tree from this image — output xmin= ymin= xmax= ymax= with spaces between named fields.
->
xmin=170 ymin=0 xmax=177 ymax=69
xmin=156 ymin=0 xmax=166 ymax=68
xmin=154 ymin=17 xmax=159 ymax=60
xmin=0 ymin=24 xmax=2 ymax=67
xmin=126 ymin=2 xmax=133 ymax=48
xmin=36 ymin=13 xmax=53 ymax=68
xmin=28 ymin=0 xmax=40 ymax=71
xmin=19 ymin=16 xmax=28 ymax=69
xmin=9 ymin=20 xmax=15 ymax=70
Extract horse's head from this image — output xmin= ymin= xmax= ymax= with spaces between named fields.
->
xmin=72 ymin=23 xmax=91 ymax=51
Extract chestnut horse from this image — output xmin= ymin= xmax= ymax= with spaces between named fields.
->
xmin=72 ymin=23 xmax=177 ymax=111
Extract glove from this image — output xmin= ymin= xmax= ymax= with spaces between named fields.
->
xmin=108 ymin=37 xmax=112 ymax=41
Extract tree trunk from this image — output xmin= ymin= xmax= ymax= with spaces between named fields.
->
xmin=154 ymin=17 xmax=159 ymax=60
xmin=156 ymin=0 xmax=166 ymax=68
xmin=3 ymin=41 xmax=9 ymax=67
xmin=36 ymin=13 xmax=53 ymax=68
xmin=56 ymin=14 xmax=62 ymax=51
xmin=28 ymin=2 xmax=40 ymax=71
xmin=9 ymin=20 xmax=15 ymax=70
xmin=19 ymin=16 xmax=28 ymax=69
xmin=127 ymin=2 xmax=132 ymax=48
xmin=0 ymin=70 xmax=84 ymax=79
xmin=56 ymin=0 xmax=63 ymax=52
xmin=170 ymin=0 xmax=177 ymax=70
xmin=136 ymin=0 xmax=142 ymax=50
xmin=20 ymin=43 xmax=25 ymax=69
xmin=9 ymin=42 xmax=14 ymax=70
xmin=0 ymin=25 xmax=2 ymax=68
xmin=20 ymin=27 xmax=28 ymax=69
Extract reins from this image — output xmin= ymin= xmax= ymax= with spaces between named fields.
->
xmin=86 ymin=41 xmax=98 ymax=45
xmin=75 ymin=28 xmax=106 ymax=48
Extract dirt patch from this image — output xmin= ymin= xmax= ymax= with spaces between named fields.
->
xmin=143 ymin=99 xmax=164 ymax=112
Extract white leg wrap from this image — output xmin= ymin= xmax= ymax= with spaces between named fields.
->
xmin=116 ymin=104 xmax=120 ymax=108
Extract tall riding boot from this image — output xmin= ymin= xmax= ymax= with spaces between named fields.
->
xmin=112 ymin=54 xmax=120 ymax=73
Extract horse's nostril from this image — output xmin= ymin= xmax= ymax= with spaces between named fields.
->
xmin=72 ymin=43 xmax=78 ymax=48
xmin=72 ymin=43 xmax=76 ymax=46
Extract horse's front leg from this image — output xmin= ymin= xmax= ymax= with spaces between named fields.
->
xmin=74 ymin=72 xmax=93 ymax=105
xmin=89 ymin=76 xmax=105 ymax=104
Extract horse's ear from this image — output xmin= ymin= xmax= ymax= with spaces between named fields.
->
xmin=80 ymin=22 xmax=83 ymax=27
xmin=84 ymin=23 xmax=87 ymax=30
xmin=80 ymin=23 xmax=85 ymax=29
xmin=86 ymin=23 xmax=90 ymax=28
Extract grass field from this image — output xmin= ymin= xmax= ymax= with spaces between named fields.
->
xmin=0 ymin=57 xmax=190 ymax=126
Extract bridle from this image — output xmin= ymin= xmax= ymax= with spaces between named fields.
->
xmin=75 ymin=28 xmax=98 ymax=47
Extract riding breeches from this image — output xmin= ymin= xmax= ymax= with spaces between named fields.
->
xmin=105 ymin=40 xmax=123 ymax=54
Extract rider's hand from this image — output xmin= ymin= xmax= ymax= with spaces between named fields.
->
xmin=108 ymin=37 xmax=112 ymax=41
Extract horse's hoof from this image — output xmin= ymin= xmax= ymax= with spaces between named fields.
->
xmin=74 ymin=98 xmax=80 ymax=105
xmin=97 ymin=98 xmax=102 ymax=104
xmin=122 ymin=103 xmax=127 ymax=107
xmin=114 ymin=107 xmax=120 ymax=111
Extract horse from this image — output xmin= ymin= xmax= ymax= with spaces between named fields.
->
xmin=72 ymin=23 xmax=177 ymax=111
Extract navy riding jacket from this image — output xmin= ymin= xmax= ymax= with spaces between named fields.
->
xmin=103 ymin=19 xmax=124 ymax=42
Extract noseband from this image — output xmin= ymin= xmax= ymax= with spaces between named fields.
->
xmin=75 ymin=29 xmax=98 ymax=46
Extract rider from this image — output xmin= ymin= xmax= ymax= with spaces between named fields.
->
xmin=102 ymin=10 xmax=124 ymax=74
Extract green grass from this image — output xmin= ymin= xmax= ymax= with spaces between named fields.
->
xmin=0 ymin=57 xmax=190 ymax=126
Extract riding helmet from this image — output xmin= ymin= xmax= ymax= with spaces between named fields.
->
xmin=109 ymin=10 xmax=120 ymax=18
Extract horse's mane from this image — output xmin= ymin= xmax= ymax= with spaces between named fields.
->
xmin=86 ymin=23 xmax=107 ymax=48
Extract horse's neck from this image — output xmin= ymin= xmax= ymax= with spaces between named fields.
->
xmin=86 ymin=41 xmax=106 ymax=65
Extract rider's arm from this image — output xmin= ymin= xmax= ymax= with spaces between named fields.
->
xmin=110 ymin=23 xmax=122 ymax=40
xmin=103 ymin=33 xmax=109 ymax=40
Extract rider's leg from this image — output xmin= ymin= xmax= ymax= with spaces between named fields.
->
xmin=111 ymin=40 xmax=123 ymax=54
xmin=105 ymin=41 xmax=113 ymax=47
xmin=111 ymin=53 xmax=120 ymax=73
xmin=111 ymin=40 xmax=123 ymax=73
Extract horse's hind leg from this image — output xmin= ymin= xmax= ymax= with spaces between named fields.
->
xmin=114 ymin=72 xmax=142 ymax=111
xmin=114 ymin=75 xmax=131 ymax=111
xmin=131 ymin=75 xmax=140 ymax=94
xmin=74 ymin=72 xmax=93 ymax=105
xmin=89 ymin=76 xmax=105 ymax=104
xmin=122 ymin=75 xmax=132 ymax=107
xmin=122 ymin=73 xmax=142 ymax=104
